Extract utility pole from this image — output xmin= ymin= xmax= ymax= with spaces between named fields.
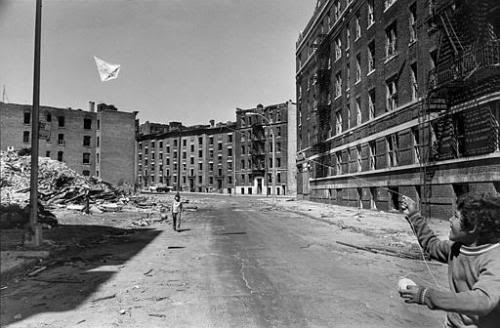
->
xmin=26 ymin=0 xmax=42 ymax=247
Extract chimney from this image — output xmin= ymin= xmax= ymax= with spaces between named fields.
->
xmin=89 ymin=101 xmax=95 ymax=112
xmin=210 ymin=119 xmax=215 ymax=127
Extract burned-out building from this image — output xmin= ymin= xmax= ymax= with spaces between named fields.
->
xmin=296 ymin=0 xmax=499 ymax=218
xmin=136 ymin=120 xmax=237 ymax=193
xmin=234 ymin=101 xmax=296 ymax=196
xmin=0 ymin=101 xmax=138 ymax=186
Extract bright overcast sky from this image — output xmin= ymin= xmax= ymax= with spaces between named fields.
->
xmin=0 ymin=0 xmax=315 ymax=125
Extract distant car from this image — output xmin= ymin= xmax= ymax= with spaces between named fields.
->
xmin=156 ymin=186 xmax=171 ymax=193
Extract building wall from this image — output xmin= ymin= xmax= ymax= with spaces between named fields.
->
xmin=98 ymin=109 xmax=137 ymax=186
xmin=136 ymin=122 xmax=236 ymax=193
xmin=286 ymin=101 xmax=298 ymax=196
xmin=0 ymin=102 xmax=136 ymax=185
xmin=296 ymin=0 xmax=500 ymax=219
xmin=234 ymin=102 xmax=291 ymax=196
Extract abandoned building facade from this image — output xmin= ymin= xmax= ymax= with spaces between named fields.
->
xmin=234 ymin=101 xmax=297 ymax=196
xmin=136 ymin=101 xmax=297 ymax=196
xmin=0 ymin=101 xmax=138 ymax=186
xmin=136 ymin=121 xmax=237 ymax=193
xmin=296 ymin=0 xmax=500 ymax=218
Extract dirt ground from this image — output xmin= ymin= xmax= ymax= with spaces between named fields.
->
xmin=1 ymin=194 xmax=449 ymax=327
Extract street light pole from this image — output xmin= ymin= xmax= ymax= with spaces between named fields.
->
xmin=26 ymin=0 xmax=42 ymax=247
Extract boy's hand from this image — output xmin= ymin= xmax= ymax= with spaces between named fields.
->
xmin=399 ymin=285 xmax=428 ymax=305
xmin=401 ymin=196 xmax=417 ymax=215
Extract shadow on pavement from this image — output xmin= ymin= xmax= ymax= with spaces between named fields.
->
xmin=0 ymin=224 xmax=162 ymax=326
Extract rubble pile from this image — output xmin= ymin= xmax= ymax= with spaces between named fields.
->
xmin=0 ymin=151 xmax=121 ymax=207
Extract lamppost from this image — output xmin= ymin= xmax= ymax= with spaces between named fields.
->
xmin=245 ymin=112 xmax=276 ymax=203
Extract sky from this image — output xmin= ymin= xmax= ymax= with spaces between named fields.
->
xmin=0 ymin=0 xmax=315 ymax=126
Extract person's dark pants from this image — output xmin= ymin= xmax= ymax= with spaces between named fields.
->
xmin=172 ymin=213 xmax=178 ymax=231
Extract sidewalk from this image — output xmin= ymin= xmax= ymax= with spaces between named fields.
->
xmin=261 ymin=197 xmax=450 ymax=245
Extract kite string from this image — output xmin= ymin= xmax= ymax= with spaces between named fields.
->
xmin=306 ymin=158 xmax=444 ymax=289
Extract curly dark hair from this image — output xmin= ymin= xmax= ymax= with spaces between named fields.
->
xmin=457 ymin=192 xmax=500 ymax=241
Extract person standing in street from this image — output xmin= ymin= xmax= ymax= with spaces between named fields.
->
xmin=171 ymin=193 xmax=183 ymax=232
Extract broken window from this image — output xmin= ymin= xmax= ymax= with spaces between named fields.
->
xmin=84 ymin=118 xmax=92 ymax=130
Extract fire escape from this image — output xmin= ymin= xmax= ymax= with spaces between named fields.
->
xmin=250 ymin=123 xmax=266 ymax=177
xmin=419 ymin=0 xmax=500 ymax=214
xmin=311 ymin=33 xmax=331 ymax=179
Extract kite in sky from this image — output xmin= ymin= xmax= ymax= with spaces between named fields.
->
xmin=94 ymin=56 xmax=121 ymax=82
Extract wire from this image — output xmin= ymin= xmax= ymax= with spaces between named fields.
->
xmin=306 ymin=157 xmax=444 ymax=289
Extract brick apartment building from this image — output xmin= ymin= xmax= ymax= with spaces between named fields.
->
xmin=0 ymin=101 xmax=138 ymax=186
xmin=296 ymin=0 xmax=500 ymax=218
xmin=235 ymin=101 xmax=296 ymax=196
xmin=136 ymin=120 xmax=237 ymax=193
xmin=136 ymin=100 xmax=297 ymax=196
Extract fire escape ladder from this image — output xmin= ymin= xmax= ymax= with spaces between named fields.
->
xmin=440 ymin=11 xmax=463 ymax=56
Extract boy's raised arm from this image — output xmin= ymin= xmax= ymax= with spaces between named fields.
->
xmin=402 ymin=196 xmax=451 ymax=263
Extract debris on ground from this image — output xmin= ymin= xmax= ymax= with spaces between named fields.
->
xmin=336 ymin=241 xmax=430 ymax=261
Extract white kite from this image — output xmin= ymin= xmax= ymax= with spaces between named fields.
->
xmin=94 ymin=56 xmax=121 ymax=82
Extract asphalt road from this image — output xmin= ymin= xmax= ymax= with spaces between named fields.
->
xmin=2 ymin=195 xmax=446 ymax=327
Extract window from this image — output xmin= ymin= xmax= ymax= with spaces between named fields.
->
xmin=335 ymin=37 xmax=342 ymax=60
xmin=159 ymin=141 xmax=163 ymax=148
xmin=228 ymin=176 xmax=233 ymax=184
xmin=355 ymin=97 xmax=362 ymax=126
xmin=411 ymin=63 xmax=418 ymax=101
xmin=82 ymin=170 xmax=90 ymax=176
xmin=412 ymin=127 xmax=421 ymax=163
xmin=23 ymin=131 xmax=30 ymax=143
xmin=355 ymin=53 xmax=361 ymax=82
xmin=190 ymin=157 xmax=194 ymax=165
xmin=269 ymin=158 xmax=273 ymax=168
xmin=198 ymin=137 xmax=203 ymax=144
xmin=96 ymin=136 xmax=100 ymax=147
xmin=182 ymin=151 xmax=186 ymax=159
xmin=182 ymin=139 xmax=186 ymax=147
xmin=335 ymin=152 xmax=342 ymax=175
xmin=346 ymin=63 xmax=350 ymax=89
xmin=354 ymin=11 xmax=361 ymax=40
xmin=96 ymin=153 xmax=100 ymax=164
xmin=83 ymin=153 xmax=90 ymax=164
xmin=173 ymin=151 xmax=177 ymax=159
xmin=346 ymin=28 xmax=351 ymax=50
xmin=409 ymin=3 xmax=417 ymax=43
xmin=369 ymin=141 xmax=376 ymax=170
xmin=228 ymin=161 xmax=233 ymax=170
xmin=198 ymin=150 xmax=202 ymax=157
xmin=83 ymin=118 xmax=92 ymax=129
xmin=218 ymin=142 xmax=222 ymax=151
xmin=45 ymin=151 xmax=50 ymax=157
xmin=228 ymin=134 xmax=233 ymax=142
xmin=209 ymin=149 xmax=214 ymax=158
xmin=335 ymin=111 xmax=343 ymax=134
xmin=277 ymin=158 xmax=281 ymax=168
xmin=190 ymin=144 xmax=194 ymax=152
xmin=334 ymin=2 xmax=339 ymax=21
xmin=228 ymin=148 xmax=232 ymax=156
xmin=173 ymin=139 xmax=178 ymax=147
xmin=386 ymin=78 xmax=398 ymax=111
xmin=151 ymin=141 xmax=156 ymax=148
xmin=58 ymin=116 xmax=65 ymax=127
xmin=368 ymin=89 xmax=376 ymax=120
xmin=357 ymin=145 xmax=362 ymax=171
xmin=83 ymin=136 xmax=91 ymax=147
xmin=209 ymin=163 xmax=214 ymax=171
xmin=209 ymin=136 xmax=214 ymax=145
xmin=368 ymin=41 xmax=375 ymax=73
xmin=346 ymin=104 xmax=351 ymax=130
xmin=385 ymin=23 xmax=397 ymax=59
xmin=335 ymin=72 xmax=342 ymax=98
xmin=277 ymin=127 xmax=281 ymax=137
xmin=24 ymin=112 xmax=31 ymax=124
xmin=430 ymin=49 xmax=437 ymax=69
xmin=368 ymin=0 xmax=375 ymax=26
xmin=384 ymin=0 xmax=396 ymax=10
xmin=57 ymin=151 xmax=63 ymax=162
xmin=198 ymin=176 xmax=202 ymax=183
xmin=97 ymin=119 xmax=100 ymax=130
xmin=241 ymin=159 xmax=245 ymax=169
xmin=58 ymin=133 xmax=65 ymax=145
xmin=198 ymin=162 xmax=203 ymax=170
xmin=166 ymin=158 xmax=170 ymax=165
xmin=241 ymin=145 xmax=245 ymax=154
xmin=276 ymin=142 xmax=281 ymax=152
xmin=386 ymin=135 xmax=398 ymax=167
xmin=209 ymin=177 xmax=213 ymax=184
xmin=46 ymin=113 xmax=52 ymax=122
